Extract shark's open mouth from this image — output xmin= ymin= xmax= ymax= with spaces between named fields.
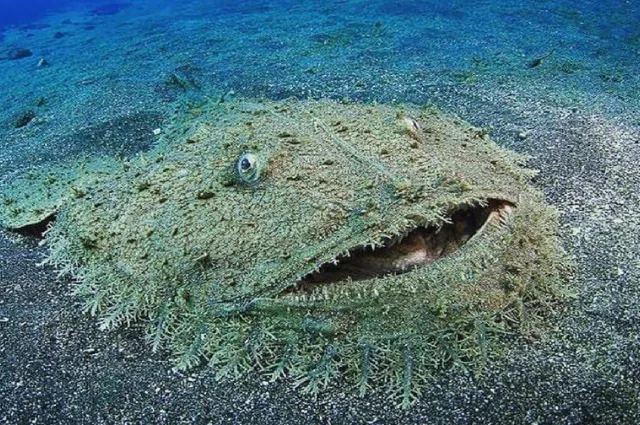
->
xmin=294 ymin=199 xmax=514 ymax=291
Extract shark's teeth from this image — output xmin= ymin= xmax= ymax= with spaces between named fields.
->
xmin=488 ymin=203 xmax=515 ymax=228
xmin=498 ymin=203 xmax=515 ymax=224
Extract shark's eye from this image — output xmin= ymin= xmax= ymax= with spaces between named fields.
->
xmin=235 ymin=152 xmax=260 ymax=183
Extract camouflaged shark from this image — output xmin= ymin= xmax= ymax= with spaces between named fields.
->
xmin=0 ymin=99 xmax=568 ymax=407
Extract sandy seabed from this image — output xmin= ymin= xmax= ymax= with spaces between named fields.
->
xmin=0 ymin=1 xmax=639 ymax=424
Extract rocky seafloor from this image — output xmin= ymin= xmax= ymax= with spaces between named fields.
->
xmin=0 ymin=1 xmax=639 ymax=424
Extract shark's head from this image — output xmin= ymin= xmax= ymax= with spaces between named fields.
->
xmin=0 ymin=99 xmax=568 ymax=406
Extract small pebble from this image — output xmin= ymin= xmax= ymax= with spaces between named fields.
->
xmin=14 ymin=110 xmax=36 ymax=129
xmin=196 ymin=190 xmax=214 ymax=200
xmin=7 ymin=48 xmax=33 ymax=60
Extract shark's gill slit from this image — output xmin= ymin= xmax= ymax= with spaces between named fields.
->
xmin=294 ymin=199 xmax=515 ymax=290
xmin=14 ymin=213 xmax=56 ymax=239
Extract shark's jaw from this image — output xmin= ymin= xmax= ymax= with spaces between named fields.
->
xmin=293 ymin=199 xmax=515 ymax=290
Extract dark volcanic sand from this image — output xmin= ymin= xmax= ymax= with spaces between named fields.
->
xmin=0 ymin=1 xmax=639 ymax=423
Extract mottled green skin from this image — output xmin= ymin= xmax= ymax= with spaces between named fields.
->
xmin=0 ymin=99 xmax=568 ymax=407
xmin=0 ymin=157 xmax=120 ymax=229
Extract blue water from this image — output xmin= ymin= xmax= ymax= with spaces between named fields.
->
xmin=0 ymin=0 xmax=636 ymax=173
xmin=0 ymin=0 xmax=636 ymax=171
xmin=0 ymin=0 xmax=89 ymax=28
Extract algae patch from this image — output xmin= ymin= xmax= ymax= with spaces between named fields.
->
xmin=0 ymin=99 xmax=569 ymax=407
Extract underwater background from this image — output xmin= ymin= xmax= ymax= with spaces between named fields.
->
xmin=0 ymin=0 xmax=639 ymax=424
